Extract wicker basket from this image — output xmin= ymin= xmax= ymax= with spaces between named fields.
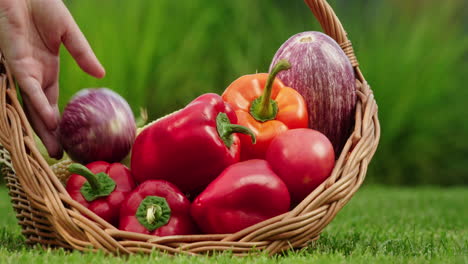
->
xmin=0 ymin=0 xmax=379 ymax=256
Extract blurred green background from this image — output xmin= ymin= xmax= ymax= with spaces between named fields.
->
xmin=59 ymin=0 xmax=467 ymax=186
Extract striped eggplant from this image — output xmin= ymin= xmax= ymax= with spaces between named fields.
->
xmin=59 ymin=88 xmax=136 ymax=164
xmin=269 ymin=31 xmax=356 ymax=155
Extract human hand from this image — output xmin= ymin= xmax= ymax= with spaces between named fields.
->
xmin=0 ymin=0 xmax=105 ymax=159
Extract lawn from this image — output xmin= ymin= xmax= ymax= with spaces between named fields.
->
xmin=0 ymin=185 xmax=466 ymax=263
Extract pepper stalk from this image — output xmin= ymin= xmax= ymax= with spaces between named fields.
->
xmin=136 ymin=196 xmax=171 ymax=231
xmin=68 ymin=163 xmax=116 ymax=202
xmin=216 ymin=112 xmax=256 ymax=148
xmin=250 ymin=59 xmax=291 ymax=122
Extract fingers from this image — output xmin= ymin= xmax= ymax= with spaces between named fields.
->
xmin=23 ymin=96 xmax=63 ymax=159
xmin=44 ymin=79 xmax=61 ymax=125
xmin=18 ymin=76 xmax=58 ymax=131
xmin=17 ymin=74 xmax=61 ymax=159
xmin=60 ymin=4 xmax=106 ymax=79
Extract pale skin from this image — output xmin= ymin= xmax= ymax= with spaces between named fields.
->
xmin=0 ymin=0 xmax=105 ymax=159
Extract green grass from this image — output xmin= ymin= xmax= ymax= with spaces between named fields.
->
xmin=0 ymin=185 xmax=466 ymax=263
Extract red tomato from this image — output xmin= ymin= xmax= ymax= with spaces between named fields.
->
xmin=265 ymin=128 xmax=335 ymax=204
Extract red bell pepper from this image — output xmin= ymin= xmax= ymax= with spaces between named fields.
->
xmin=191 ymin=159 xmax=290 ymax=234
xmin=131 ymin=93 xmax=256 ymax=197
xmin=119 ymin=180 xmax=197 ymax=236
xmin=222 ymin=60 xmax=308 ymax=160
xmin=66 ymin=161 xmax=136 ymax=226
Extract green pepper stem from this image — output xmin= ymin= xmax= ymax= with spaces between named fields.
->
xmin=217 ymin=112 xmax=256 ymax=148
xmin=147 ymin=205 xmax=162 ymax=224
xmin=250 ymin=59 xmax=291 ymax=122
xmin=68 ymin=163 xmax=100 ymax=190
xmin=136 ymin=196 xmax=171 ymax=231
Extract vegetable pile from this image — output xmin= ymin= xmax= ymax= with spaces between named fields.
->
xmin=54 ymin=30 xmax=356 ymax=236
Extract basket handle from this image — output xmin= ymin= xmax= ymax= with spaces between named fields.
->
xmin=304 ymin=0 xmax=359 ymax=67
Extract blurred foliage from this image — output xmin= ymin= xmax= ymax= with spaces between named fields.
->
xmin=58 ymin=0 xmax=467 ymax=185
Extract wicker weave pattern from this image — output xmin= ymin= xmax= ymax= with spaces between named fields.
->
xmin=0 ymin=0 xmax=379 ymax=255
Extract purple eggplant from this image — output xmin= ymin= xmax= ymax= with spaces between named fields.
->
xmin=270 ymin=31 xmax=356 ymax=155
xmin=59 ymin=88 xmax=136 ymax=164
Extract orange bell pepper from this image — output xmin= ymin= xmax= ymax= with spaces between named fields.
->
xmin=222 ymin=60 xmax=308 ymax=160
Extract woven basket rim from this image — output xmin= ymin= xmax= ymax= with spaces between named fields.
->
xmin=0 ymin=0 xmax=380 ymax=256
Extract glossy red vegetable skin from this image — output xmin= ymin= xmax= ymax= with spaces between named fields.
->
xmin=191 ymin=159 xmax=290 ymax=234
xmin=266 ymin=128 xmax=335 ymax=205
xmin=66 ymin=161 xmax=136 ymax=226
xmin=131 ymin=93 xmax=254 ymax=197
xmin=119 ymin=180 xmax=197 ymax=236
